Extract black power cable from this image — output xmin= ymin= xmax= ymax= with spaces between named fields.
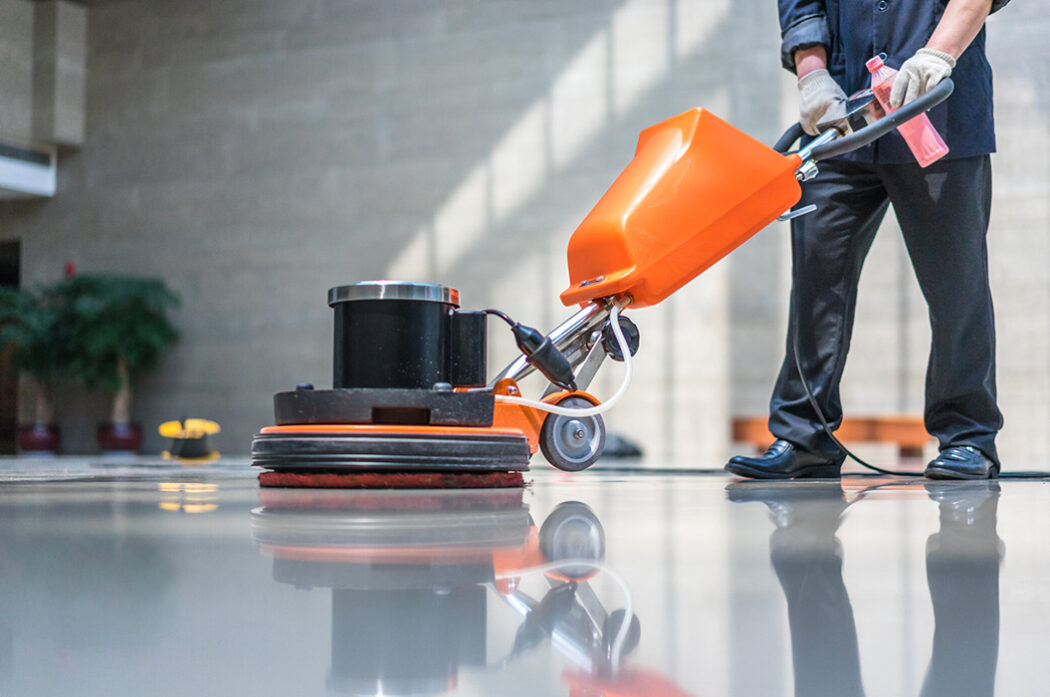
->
xmin=787 ymin=219 xmax=919 ymax=476
xmin=483 ymin=309 xmax=578 ymax=391
xmin=790 ymin=316 xmax=921 ymax=476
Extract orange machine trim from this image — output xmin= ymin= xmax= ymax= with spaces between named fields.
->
xmin=490 ymin=379 xmax=602 ymax=453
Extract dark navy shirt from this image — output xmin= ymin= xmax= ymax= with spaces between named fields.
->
xmin=778 ymin=0 xmax=1010 ymax=163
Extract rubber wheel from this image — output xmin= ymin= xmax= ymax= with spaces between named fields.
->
xmin=538 ymin=501 xmax=605 ymax=579
xmin=539 ymin=396 xmax=606 ymax=471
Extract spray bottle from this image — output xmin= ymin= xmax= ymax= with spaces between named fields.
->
xmin=866 ymin=54 xmax=949 ymax=167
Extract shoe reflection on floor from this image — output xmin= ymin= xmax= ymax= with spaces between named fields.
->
xmin=727 ymin=479 xmax=1001 ymax=697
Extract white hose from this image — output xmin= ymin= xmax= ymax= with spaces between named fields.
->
xmin=493 ymin=558 xmax=634 ymax=672
xmin=494 ymin=303 xmax=633 ymax=417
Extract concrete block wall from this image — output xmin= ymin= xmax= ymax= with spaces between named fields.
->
xmin=0 ymin=0 xmax=34 ymax=141
xmin=1 ymin=0 xmax=1047 ymax=468
xmin=33 ymin=0 xmax=87 ymax=145
xmin=0 ymin=0 xmax=85 ymax=146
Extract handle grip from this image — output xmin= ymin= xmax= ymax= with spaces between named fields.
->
xmin=773 ymin=123 xmax=806 ymax=155
xmin=773 ymin=78 xmax=954 ymax=159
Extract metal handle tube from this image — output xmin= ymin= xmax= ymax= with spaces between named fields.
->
xmin=773 ymin=123 xmax=806 ymax=154
xmin=490 ymin=301 xmax=611 ymax=386
xmin=796 ymin=129 xmax=839 ymax=163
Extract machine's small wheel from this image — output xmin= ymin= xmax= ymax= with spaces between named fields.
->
xmin=538 ymin=501 xmax=605 ymax=579
xmin=539 ymin=396 xmax=606 ymax=471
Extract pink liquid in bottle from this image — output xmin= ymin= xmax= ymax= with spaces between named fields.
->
xmin=866 ymin=54 xmax=948 ymax=167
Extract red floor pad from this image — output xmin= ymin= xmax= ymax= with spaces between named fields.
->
xmin=258 ymin=470 xmax=526 ymax=489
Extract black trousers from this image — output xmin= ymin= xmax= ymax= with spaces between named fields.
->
xmin=769 ymin=155 xmax=1002 ymax=464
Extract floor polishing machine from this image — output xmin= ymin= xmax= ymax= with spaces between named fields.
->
xmin=251 ymin=80 xmax=954 ymax=488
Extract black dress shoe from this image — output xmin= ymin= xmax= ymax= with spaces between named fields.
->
xmin=925 ymin=446 xmax=999 ymax=480
xmin=725 ymin=439 xmax=841 ymax=480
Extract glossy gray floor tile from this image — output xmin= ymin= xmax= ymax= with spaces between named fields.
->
xmin=0 ymin=460 xmax=1047 ymax=696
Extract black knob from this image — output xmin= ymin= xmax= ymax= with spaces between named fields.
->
xmin=602 ymin=316 xmax=640 ymax=361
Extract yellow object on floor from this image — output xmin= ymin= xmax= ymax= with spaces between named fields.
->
xmin=158 ymin=418 xmax=221 ymax=463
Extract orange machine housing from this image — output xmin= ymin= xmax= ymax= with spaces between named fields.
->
xmin=561 ymin=108 xmax=804 ymax=308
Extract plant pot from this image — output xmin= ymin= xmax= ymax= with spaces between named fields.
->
xmin=17 ymin=422 xmax=60 ymax=455
xmin=97 ymin=422 xmax=143 ymax=454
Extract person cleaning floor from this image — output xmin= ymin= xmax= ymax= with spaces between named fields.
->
xmin=727 ymin=0 xmax=1011 ymax=480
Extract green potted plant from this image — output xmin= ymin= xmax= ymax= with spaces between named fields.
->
xmin=0 ymin=286 xmax=68 ymax=454
xmin=55 ymin=274 xmax=179 ymax=453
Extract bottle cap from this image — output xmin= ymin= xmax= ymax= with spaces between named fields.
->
xmin=865 ymin=54 xmax=884 ymax=72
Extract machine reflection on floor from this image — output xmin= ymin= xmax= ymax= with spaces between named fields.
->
xmin=250 ymin=488 xmax=689 ymax=696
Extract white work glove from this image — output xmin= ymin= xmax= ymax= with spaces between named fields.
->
xmin=797 ymin=69 xmax=847 ymax=136
xmin=890 ymin=48 xmax=955 ymax=108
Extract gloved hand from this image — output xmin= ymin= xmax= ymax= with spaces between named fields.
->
xmin=890 ymin=48 xmax=955 ymax=109
xmin=797 ymin=69 xmax=847 ymax=136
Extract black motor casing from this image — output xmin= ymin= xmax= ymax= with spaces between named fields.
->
xmin=254 ymin=282 xmax=531 ymax=466
xmin=329 ymin=282 xmax=486 ymax=389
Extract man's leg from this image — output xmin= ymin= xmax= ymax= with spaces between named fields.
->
xmin=882 ymin=155 xmax=1002 ymax=469
xmin=767 ymin=159 xmax=889 ymax=461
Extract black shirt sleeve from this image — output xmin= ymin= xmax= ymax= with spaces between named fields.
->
xmin=778 ymin=0 xmax=831 ymax=73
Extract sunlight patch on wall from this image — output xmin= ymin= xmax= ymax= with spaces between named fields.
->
xmin=387 ymin=0 xmax=731 ymax=282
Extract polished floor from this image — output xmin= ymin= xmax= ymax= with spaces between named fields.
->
xmin=1 ymin=458 xmax=1048 ymax=696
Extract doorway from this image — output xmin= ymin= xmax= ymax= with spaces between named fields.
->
xmin=0 ymin=241 xmax=20 ymax=453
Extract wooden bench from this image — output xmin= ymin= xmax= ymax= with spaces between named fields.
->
xmin=732 ymin=415 xmax=931 ymax=459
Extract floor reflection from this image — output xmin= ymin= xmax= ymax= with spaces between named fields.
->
xmin=922 ymin=481 xmax=1001 ymax=697
xmin=727 ymin=480 xmax=1002 ymax=697
xmin=2 ymin=469 xmax=1038 ymax=695
xmin=0 ymin=489 xmax=179 ymax=661
xmin=250 ymin=488 xmax=692 ymax=696
xmin=252 ymin=489 xmax=530 ymax=695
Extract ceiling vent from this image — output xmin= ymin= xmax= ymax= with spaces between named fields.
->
xmin=0 ymin=140 xmax=56 ymax=199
